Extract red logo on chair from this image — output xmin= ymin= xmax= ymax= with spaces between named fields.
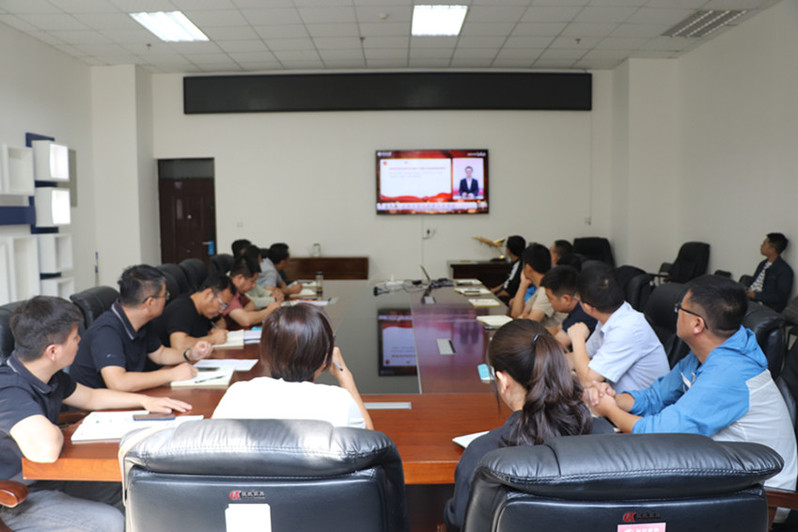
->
xmin=623 ymin=513 xmax=636 ymax=522
xmin=229 ymin=491 xmax=242 ymax=500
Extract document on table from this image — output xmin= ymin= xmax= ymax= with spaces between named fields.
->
xmin=171 ymin=367 xmax=234 ymax=388
xmin=454 ymin=279 xmax=482 ymax=286
xmin=454 ymin=286 xmax=491 ymax=296
xmin=468 ymin=298 xmax=501 ymax=308
xmin=194 ymin=359 xmax=258 ymax=372
xmin=213 ymin=329 xmax=261 ymax=349
xmin=476 ymin=315 xmax=513 ymax=329
xmin=71 ymin=411 xmax=203 ymax=443
xmin=452 ymin=431 xmax=490 ymax=449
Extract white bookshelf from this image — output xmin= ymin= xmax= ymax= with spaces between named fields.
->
xmin=32 ymin=140 xmax=70 ymax=182
xmin=6 ymin=235 xmax=40 ymax=301
xmin=0 ymin=242 xmax=11 ymax=305
xmin=34 ymin=187 xmax=71 ymax=227
xmin=41 ymin=277 xmax=74 ymax=299
xmin=38 ymin=233 xmax=73 ymax=274
xmin=0 ymin=144 xmax=35 ymax=196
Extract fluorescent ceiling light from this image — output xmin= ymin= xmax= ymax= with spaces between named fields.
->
xmin=130 ymin=11 xmax=208 ymax=42
xmin=662 ymin=10 xmax=746 ymax=38
xmin=412 ymin=5 xmax=468 ymax=36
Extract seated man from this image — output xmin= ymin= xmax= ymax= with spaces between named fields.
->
xmin=567 ymin=264 xmax=668 ymax=391
xmin=510 ymin=244 xmax=566 ymax=327
xmin=258 ymin=243 xmax=302 ymax=297
xmin=70 ymin=265 xmax=212 ymax=392
xmin=586 ymin=275 xmax=797 ymax=496
xmin=150 ymin=274 xmax=235 ymax=350
xmin=224 ymin=257 xmax=280 ymax=328
xmin=550 ymin=239 xmax=574 ymax=266
xmin=490 ymin=235 xmax=526 ymax=300
xmin=540 ymin=265 xmax=597 ymax=349
xmin=746 ymin=232 xmax=794 ymax=312
xmin=0 ymin=296 xmax=190 ymax=531
xmin=242 ymin=245 xmax=284 ymax=308
xmin=231 ymin=238 xmax=251 ymax=257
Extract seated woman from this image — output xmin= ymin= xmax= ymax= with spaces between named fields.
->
xmin=443 ymin=320 xmax=613 ymax=532
xmin=212 ymin=303 xmax=373 ymax=429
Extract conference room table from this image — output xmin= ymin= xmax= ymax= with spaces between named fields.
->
xmin=22 ymin=280 xmax=512 ymax=486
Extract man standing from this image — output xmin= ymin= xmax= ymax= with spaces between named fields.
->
xmin=458 ymin=166 xmax=479 ymax=198
xmin=585 ymin=275 xmax=797 ymax=494
xmin=567 ymin=264 xmax=668 ymax=391
xmin=70 ymin=265 xmax=211 ymax=392
xmin=0 ymin=296 xmax=190 ymax=531
xmin=746 ymin=232 xmax=793 ymax=312
xmin=151 ymin=274 xmax=235 ymax=350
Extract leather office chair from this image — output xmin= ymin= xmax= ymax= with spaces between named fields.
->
xmin=209 ymin=253 xmax=234 ymax=276
xmin=121 ymin=419 xmax=409 ymax=532
xmin=0 ymin=480 xmax=29 ymax=532
xmin=658 ymin=241 xmax=710 ymax=284
xmin=744 ymin=301 xmax=787 ymax=380
xmin=156 ymin=264 xmax=190 ymax=298
xmin=614 ymin=265 xmax=654 ymax=311
xmin=643 ymin=282 xmax=690 ymax=367
xmin=69 ymin=286 xmax=119 ymax=329
xmin=0 ymin=301 xmax=24 ymax=362
xmin=572 ymin=237 xmax=615 ymax=268
xmin=178 ymin=258 xmax=208 ymax=291
xmin=463 ymin=433 xmax=783 ymax=532
xmin=769 ymin=342 xmax=798 ymax=528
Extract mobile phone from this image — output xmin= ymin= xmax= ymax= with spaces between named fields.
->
xmin=133 ymin=412 xmax=176 ymax=421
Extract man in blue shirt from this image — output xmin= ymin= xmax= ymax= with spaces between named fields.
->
xmin=0 ymin=296 xmax=190 ymax=531
xmin=586 ymin=275 xmax=797 ymax=494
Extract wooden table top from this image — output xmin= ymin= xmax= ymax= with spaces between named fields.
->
xmin=23 ymin=281 xmax=511 ymax=485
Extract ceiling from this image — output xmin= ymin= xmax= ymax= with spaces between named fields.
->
xmin=0 ymin=0 xmax=781 ymax=73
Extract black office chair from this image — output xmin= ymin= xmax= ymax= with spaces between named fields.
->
xmin=121 ymin=419 xmax=409 ymax=532
xmin=614 ymin=265 xmax=654 ymax=311
xmin=156 ymin=263 xmax=191 ymax=297
xmin=463 ymin=433 xmax=783 ymax=532
xmin=69 ymin=286 xmax=119 ymax=329
xmin=770 ymin=342 xmax=798 ymax=528
xmin=209 ymin=253 xmax=234 ymax=276
xmin=658 ymin=241 xmax=710 ymax=284
xmin=0 ymin=301 xmax=25 ymax=362
xmin=744 ymin=301 xmax=786 ymax=380
xmin=572 ymin=237 xmax=615 ymax=268
xmin=643 ymin=282 xmax=690 ymax=367
xmin=178 ymin=258 xmax=209 ymax=292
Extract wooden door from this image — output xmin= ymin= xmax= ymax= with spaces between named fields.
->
xmin=159 ymin=163 xmax=216 ymax=265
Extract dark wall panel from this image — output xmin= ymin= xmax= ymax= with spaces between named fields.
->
xmin=183 ymin=72 xmax=591 ymax=114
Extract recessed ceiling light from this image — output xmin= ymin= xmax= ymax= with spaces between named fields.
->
xmin=412 ymin=5 xmax=468 ymax=37
xmin=130 ymin=11 xmax=209 ymax=42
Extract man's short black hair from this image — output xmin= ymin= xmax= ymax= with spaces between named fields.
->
xmin=685 ymin=275 xmax=747 ymax=338
xmin=230 ymin=256 xmax=257 ymax=279
xmin=242 ymin=245 xmax=263 ymax=272
xmin=268 ymin=243 xmax=290 ymax=264
xmin=506 ymin=235 xmax=526 ymax=258
xmin=10 ymin=296 xmax=83 ymax=361
xmin=118 ymin=265 xmax=166 ymax=306
xmin=540 ymin=266 xmax=580 ymax=297
xmin=521 ymin=244 xmax=551 ymax=275
xmin=552 ymin=239 xmax=574 ymax=257
xmin=576 ymin=263 xmax=624 ymax=313
xmin=199 ymin=274 xmax=237 ymax=296
xmin=556 ymin=253 xmax=583 ymax=270
xmin=231 ymin=239 xmax=252 ymax=257
xmin=767 ymin=233 xmax=789 ymax=255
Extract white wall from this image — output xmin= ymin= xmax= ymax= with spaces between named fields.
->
xmin=151 ymin=73 xmax=612 ymax=280
xmin=0 ymin=22 xmax=96 ymax=290
xmin=678 ymin=0 xmax=798 ymax=283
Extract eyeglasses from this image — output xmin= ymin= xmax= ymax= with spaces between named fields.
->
xmin=148 ymin=290 xmax=170 ymax=302
xmin=216 ymin=296 xmax=229 ymax=311
xmin=674 ymin=303 xmax=709 ymax=330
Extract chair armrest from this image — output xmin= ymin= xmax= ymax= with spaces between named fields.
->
xmin=766 ymin=487 xmax=798 ymax=530
xmin=0 ymin=480 xmax=29 ymax=508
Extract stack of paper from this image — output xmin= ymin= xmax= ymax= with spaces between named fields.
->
xmin=476 ymin=315 xmax=513 ymax=329
xmin=454 ymin=279 xmax=482 ymax=286
xmin=454 ymin=286 xmax=491 ymax=296
xmin=71 ymin=411 xmax=203 ymax=443
xmin=468 ymin=298 xmax=501 ymax=308
xmin=213 ymin=329 xmax=261 ymax=349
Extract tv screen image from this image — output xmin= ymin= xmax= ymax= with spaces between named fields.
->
xmin=376 ymin=149 xmax=488 ymax=214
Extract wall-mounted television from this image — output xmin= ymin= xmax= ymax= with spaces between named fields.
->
xmin=376 ymin=149 xmax=488 ymax=215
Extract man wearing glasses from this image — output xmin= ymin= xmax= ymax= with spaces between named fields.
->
xmin=585 ymin=275 xmax=797 ymax=495
xmin=151 ymin=274 xmax=234 ymax=351
xmin=71 ymin=265 xmax=212 ymax=392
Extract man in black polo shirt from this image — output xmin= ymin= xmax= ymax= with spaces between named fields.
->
xmin=540 ymin=265 xmax=598 ymax=349
xmin=70 ymin=265 xmax=212 ymax=392
xmin=0 ymin=296 xmax=190 ymax=531
xmin=151 ymin=274 xmax=235 ymax=351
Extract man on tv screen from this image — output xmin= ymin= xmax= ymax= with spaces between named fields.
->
xmin=458 ymin=166 xmax=480 ymax=199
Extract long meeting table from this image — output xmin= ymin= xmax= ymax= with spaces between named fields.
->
xmin=22 ymin=280 xmax=512 ymax=486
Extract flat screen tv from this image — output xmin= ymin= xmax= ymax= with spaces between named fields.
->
xmin=376 ymin=149 xmax=488 ymax=214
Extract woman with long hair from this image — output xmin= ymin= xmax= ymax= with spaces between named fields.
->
xmin=213 ymin=303 xmax=373 ymax=429
xmin=443 ymin=319 xmax=612 ymax=531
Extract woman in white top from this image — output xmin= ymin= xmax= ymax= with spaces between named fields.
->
xmin=213 ymin=303 xmax=373 ymax=429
